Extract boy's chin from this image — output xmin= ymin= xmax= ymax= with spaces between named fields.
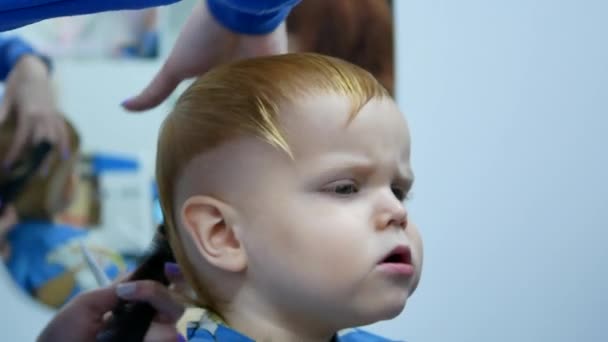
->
xmin=375 ymin=297 xmax=408 ymax=321
xmin=350 ymin=297 xmax=408 ymax=327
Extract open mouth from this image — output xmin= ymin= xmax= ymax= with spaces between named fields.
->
xmin=379 ymin=246 xmax=412 ymax=265
xmin=377 ymin=245 xmax=415 ymax=276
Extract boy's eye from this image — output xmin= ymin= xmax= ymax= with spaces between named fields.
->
xmin=323 ymin=181 xmax=359 ymax=196
xmin=391 ymin=186 xmax=408 ymax=201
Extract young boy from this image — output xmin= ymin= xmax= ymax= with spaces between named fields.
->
xmin=0 ymin=113 xmax=130 ymax=308
xmin=157 ymin=53 xmax=423 ymax=341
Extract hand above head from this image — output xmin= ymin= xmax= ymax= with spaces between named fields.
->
xmin=122 ymin=0 xmax=288 ymax=112
xmin=0 ymin=55 xmax=68 ymax=170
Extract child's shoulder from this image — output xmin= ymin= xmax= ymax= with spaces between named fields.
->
xmin=338 ymin=328 xmax=405 ymax=342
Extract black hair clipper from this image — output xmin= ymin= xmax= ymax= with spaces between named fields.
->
xmin=0 ymin=141 xmax=52 ymax=215
xmin=96 ymin=224 xmax=176 ymax=342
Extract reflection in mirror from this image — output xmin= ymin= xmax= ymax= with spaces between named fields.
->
xmin=8 ymin=9 xmax=160 ymax=60
xmin=0 ymin=114 xmax=136 ymax=309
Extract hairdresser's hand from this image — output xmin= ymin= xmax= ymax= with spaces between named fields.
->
xmin=0 ymin=55 xmax=68 ymax=169
xmin=37 ymin=281 xmax=186 ymax=342
xmin=123 ymin=0 xmax=287 ymax=111
xmin=165 ymin=262 xmax=196 ymax=300
xmin=0 ymin=205 xmax=17 ymax=238
xmin=0 ymin=205 xmax=17 ymax=259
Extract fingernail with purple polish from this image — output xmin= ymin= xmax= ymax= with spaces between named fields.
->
xmin=164 ymin=262 xmax=181 ymax=277
xmin=116 ymin=282 xmax=137 ymax=298
xmin=177 ymin=333 xmax=186 ymax=342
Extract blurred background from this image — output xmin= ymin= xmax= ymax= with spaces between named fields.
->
xmin=1 ymin=1 xmax=607 ymax=341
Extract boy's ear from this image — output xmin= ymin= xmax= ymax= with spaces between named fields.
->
xmin=181 ymin=196 xmax=247 ymax=273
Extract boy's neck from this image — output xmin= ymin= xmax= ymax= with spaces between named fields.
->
xmin=223 ymin=310 xmax=338 ymax=342
xmin=217 ymin=290 xmax=339 ymax=342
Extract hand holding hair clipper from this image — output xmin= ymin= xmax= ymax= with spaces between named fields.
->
xmin=96 ymin=224 xmax=178 ymax=342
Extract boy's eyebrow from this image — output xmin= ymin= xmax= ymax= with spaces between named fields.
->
xmin=307 ymin=154 xmax=414 ymax=185
xmin=394 ymin=170 xmax=415 ymax=191
xmin=307 ymin=154 xmax=375 ymax=178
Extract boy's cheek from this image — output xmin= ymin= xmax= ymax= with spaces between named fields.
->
xmin=408 ymin=222 xmax=424 ymax=253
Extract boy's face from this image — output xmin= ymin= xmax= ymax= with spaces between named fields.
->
xmin=223 ymin=94 xmax=423 ymax=329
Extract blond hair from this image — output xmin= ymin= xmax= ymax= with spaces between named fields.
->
xmin=0 ymin=111 xmax=80 ymax=220
xmin=156 ymin=53 xmax=388 ymax=307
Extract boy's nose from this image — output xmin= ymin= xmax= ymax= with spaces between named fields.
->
xmin=375 ymin=190 xmax=408 ymax=230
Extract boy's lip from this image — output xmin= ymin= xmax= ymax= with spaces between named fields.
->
xmin=376 ymin=245 xmax=415 ymax=276
xmin=378 ymin=245 xmax=412 ymax=264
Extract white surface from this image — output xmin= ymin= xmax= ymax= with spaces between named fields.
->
xmin=0 ymin=263 xmax=54 ymax=341
xmin=365 ymin=1 xmax=608 ymax=341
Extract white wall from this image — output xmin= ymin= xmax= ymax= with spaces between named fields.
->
xmin=365 ymin=1 xmax=608 ymax=341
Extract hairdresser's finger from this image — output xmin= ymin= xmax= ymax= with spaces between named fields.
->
xmin=116 ymin=281 xmax=185 ymax=321
xmin=0 ymin=206 xmax=17 ymax=237
xmin=30 ymin=120 xmax=46 ymax=145
xmin=0 ymin=98 xmax=9 ymax=125
xmin=239 ymin=22 xmax=288 ymax=57
xmin=143 ymin=322 xmax=184 ymax=342
xmin=164 ymin=262 xmax=183 ymax=283
xmin=32 ymin=114 xmax=69 ymax=153
xmin=164 ymin=262 xmax=195 ymax=298
xmin=122 ymin=66 xmax=181 ymax=112
xmin=37 ymin=286 xmax=120 ymax=342
xmin=70 ymin=285 xmax=120 ymax=315
xmin=3 ymin=116 xmax=32 ymax=168
xmin=53 ymin=117 xmax=70 ymax=161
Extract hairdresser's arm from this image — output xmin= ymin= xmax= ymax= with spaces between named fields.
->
xmin=0 ymin=0 xmax=180 ymax=32
xmin=205 ymin=0 xmax=301 ymax=34
xmin=123 ymin=0 xmax=300 ymax=111
xmin=0 ymin=36 xmax=68 ymax=168
xmin=37 ymin=280 xmax=185 ymax=342
xmin=0 ymin=35 xmax=46 ymax=81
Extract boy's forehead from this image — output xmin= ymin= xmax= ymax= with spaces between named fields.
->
xmin=280 ymin=94 xmax=410 ymax=158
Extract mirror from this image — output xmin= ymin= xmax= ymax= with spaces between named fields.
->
xmin=8 ymin=9 xmax=161 ymax=60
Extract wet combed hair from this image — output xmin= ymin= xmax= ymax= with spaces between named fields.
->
xmin=0 ymin=111 xmax=80 ymax=220
xmin=155 ymin=53 xmax=388 ymax=311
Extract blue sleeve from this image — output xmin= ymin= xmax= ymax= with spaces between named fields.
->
xmin=0 ymin=0 xmax=180 ymax=32
xmin=0 ymin=35 xmax=49 ymax=81
xmin=207 ymin=0 xmax=301 ymax=34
